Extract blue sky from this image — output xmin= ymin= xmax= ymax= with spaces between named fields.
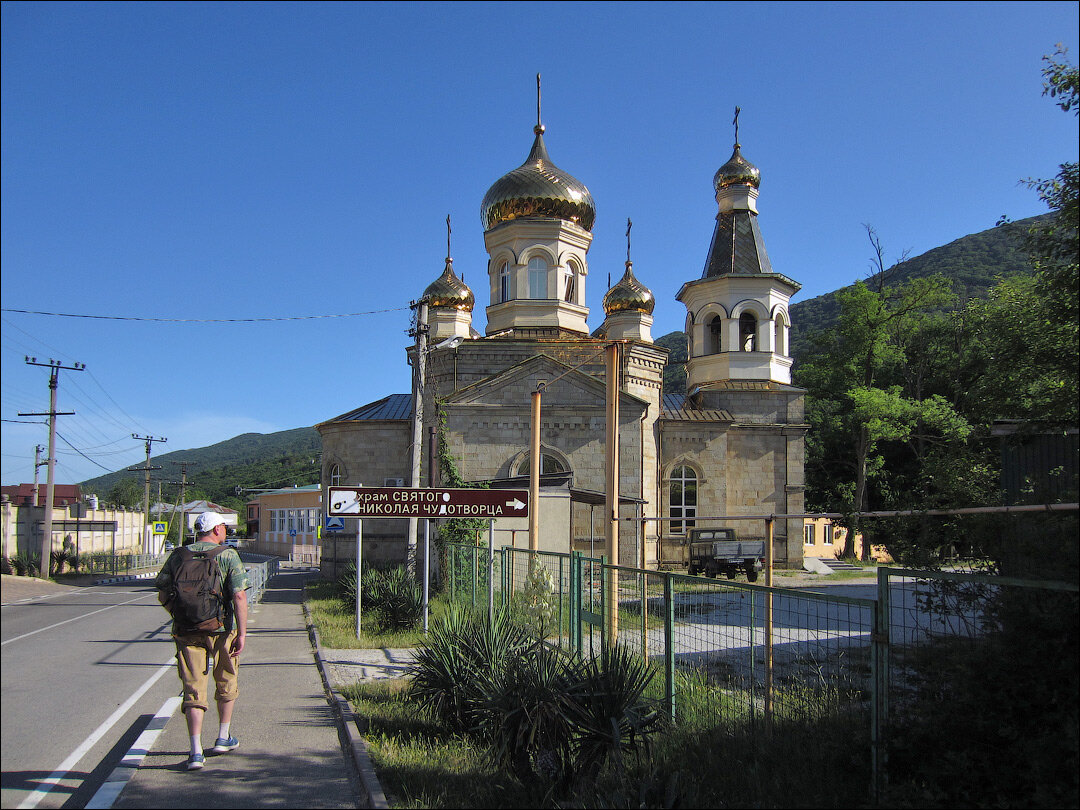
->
xmin=2 ymin=1 xmax=1078 ymax=486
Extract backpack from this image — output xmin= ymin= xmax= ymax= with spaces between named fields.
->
xmin=164 ymin=545 xmax=228 ymax=633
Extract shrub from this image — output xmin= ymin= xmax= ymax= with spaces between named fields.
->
xmin=50 ymin=549 xmax=69 ymax=575
xmin=368 ymin=566 xmax=423 ymax=633
xmin=11 ymin=553 xmax=40 ymax=577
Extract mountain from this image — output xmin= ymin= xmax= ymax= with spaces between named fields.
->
xmin=659 ymin=215 xmax=1044 ymax=395
xmin=80 ymin=426 xmax=322 ymax=510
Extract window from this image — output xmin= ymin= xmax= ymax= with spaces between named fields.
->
xmin=823 ymin=523 xmax=832 ymax=545
xmin=287 ymin=509 xmax=295 ymax=532
xmin=708 ymin=315 xmax=723 ymax=354
xmin=564 ymin=270 xmax=575 ymax=303
xmin=669 ymin=465 xmax=697 ymax=534
xmin=804 ymin=523 xmax=816 ymax=545
xmin=740 ymin=312 xmax=757 ymax=351
xmin=528 ymin=257 xmax=548 ymax=299
xmin=328 ymin=464 xmax=341 ymax=487
xmin=499 ymin=261 xmax=511 ymax=303
xmin=515 ymin=454 xmax=567 ymax=476
xmin=775 ymin=316 xmax=786 ymax=355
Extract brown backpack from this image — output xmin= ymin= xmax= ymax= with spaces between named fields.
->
xmin=164 ymin=545 xmax=228 ymax=633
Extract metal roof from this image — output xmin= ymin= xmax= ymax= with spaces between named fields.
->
xmin=327 ymin=394 xmax=412 ymax=423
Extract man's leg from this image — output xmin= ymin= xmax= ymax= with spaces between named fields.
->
xmin=210 ymin=631 xmax=241 ymax=753
xmin=175 ymin=635 xmax=212 ymax=769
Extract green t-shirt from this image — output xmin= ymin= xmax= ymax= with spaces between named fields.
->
xmin=155 ymin=541 xmax=251 ymax=634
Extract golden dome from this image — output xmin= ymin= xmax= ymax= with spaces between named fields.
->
xmin=421 ymin=258 xmax=474 ymax=312
xmin=713 ymin=144 xmax=760 ymax=191
xmin=481 ymin=126 xmax=595 ymax=232
xmin=603 ymin=262 xmax=655 ymax=315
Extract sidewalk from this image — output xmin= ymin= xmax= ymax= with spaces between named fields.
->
xmin=114 ymin=566 xmax=364 ymax=809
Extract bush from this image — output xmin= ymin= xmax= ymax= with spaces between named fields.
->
xmin=408 ymin=605 xmax=661 ymax=792
xmin=50 ymin=549 xmax=69 ymax=575
xmin=11 ymin=553 xmax=41 ymax=577
xmin=339 ymin=564 xmax=425 ymax=634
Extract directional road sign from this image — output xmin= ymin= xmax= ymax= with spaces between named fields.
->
xmin=327 ymin=486 xmax=529 ymax=519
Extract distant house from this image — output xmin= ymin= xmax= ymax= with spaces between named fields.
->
xmin=247 ymin=485 xmax=321 ymax=565
xmin=1 ymin=484 xmax=83 ymax=508
xmin=802 ymin=517 xmax=892 ymax=563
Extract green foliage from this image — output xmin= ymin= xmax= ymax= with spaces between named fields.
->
xmin=10 ymin=553 xmax=40 ymax=577
xmin=106 ymin=477 xmax=143 ymax=509
xmin=338 ymin=563 xmax=424 ymax=633
xmin=408 ymin=605 xmax=660 ymax=793
xmin=49 ymin=549 xmax=70 ymax=575
xmin=654 ymin=330 xmax=687 ymax=396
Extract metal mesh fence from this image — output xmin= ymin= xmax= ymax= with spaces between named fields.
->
xmin=439 ymin=541 xmax=1078 ymax=798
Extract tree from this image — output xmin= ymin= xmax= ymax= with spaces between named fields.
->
xmin=107 ymin=477 xmax=143 ymax=509
xmin=797 ymin=229 xmax=959 ymax=558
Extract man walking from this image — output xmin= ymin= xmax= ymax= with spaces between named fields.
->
xmin=155 ymin=511 xmax=251 ymax=771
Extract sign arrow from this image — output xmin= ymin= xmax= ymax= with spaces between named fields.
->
xmin=507 ymin=498 xmax=526 ymax=511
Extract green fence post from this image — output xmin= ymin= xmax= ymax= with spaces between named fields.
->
xmin=872 ymin=566 xmax=892 ymax=802
xmin=664 ymin=572 xmax=675 ymax=722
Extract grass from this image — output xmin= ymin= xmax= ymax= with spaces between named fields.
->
xmin=304 ymin=579 xmax=450 ymax=649
xmin=341 ymin=668 xmax=873 ymax=809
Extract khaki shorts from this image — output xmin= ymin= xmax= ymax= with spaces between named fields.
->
xmin=174 ymin=631 xmax=240 ymax=713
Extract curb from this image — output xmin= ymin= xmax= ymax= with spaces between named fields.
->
xmin=93 ymin=572 xmax=160 ymax=586
xmin=302 ymin=602 xmax=390 ymax=810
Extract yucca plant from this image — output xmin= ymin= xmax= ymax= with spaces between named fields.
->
xmin=369 ymin=566 xmax=423 ymax=632
xmin=409 ymin=604 xmax=530 ymax=732
xmin=11 ymin=553 xmax=40 ymax=577
xmin=478 ymin=638 xmax=577 ymax=786
xmin=563 ymin=642 xmax=661 ymax=781
xmin=50 ymin=549 xmax=69 ymax=575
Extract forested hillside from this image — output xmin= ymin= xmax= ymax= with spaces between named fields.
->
xmin=81 ymin=427 xmax=321 ymax=512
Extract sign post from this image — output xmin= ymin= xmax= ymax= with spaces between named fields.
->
xmin=328 ymin=488 xmax=529 ymax=636
xmin=327 ymin=486 xmax=529 ymax=520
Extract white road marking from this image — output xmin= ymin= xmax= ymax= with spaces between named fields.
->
xmin=16 ymin=657 xmax=175 ymax=809
xmin=1 ymin=593 xmax=155 ymax=646
xmin=84 ymin=695 xmax=182 ymax=809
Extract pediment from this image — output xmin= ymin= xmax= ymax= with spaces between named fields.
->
xmin=443 ymin=354 xmax=647 ymax=412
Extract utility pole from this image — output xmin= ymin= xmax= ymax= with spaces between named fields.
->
xmin=32 ymin=444 xmax=45 ymax=506
xmin=129 ymin=434 xmax=166 ymax=550
xmin=407 ymin=300 xmax=429 ymax=576
xmin=168 ymin=461 xmax=191 ymax=546
xmin=19 ymin=357 xmax=84 ymax=579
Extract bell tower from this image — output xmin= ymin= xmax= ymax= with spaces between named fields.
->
xmin=676 ymin=108 xmax=800 ymax=389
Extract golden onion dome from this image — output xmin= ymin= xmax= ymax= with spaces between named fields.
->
xmin=481 ymin=125 xmax=596 ymax=232
xmin=713 ymin=144 xmax=761 ymax=191
xmin=603 ymin=262 xmax=655 ymax=316
xmin=421 ymin=258 xmax=474 ymax=312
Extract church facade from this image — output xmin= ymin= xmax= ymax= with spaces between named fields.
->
xmin=317 ymin=112 xmax=807 ymax=571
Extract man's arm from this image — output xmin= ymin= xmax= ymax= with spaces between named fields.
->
xmin=230 ymin=589 xmax=248 ymax=657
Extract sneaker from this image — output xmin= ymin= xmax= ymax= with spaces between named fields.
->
xmin=187 ymin=753 xmax=205 ymax=771
xmin=212 ymin=735 xmax=239 ymax=754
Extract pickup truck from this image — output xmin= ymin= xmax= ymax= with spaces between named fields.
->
xmin=686 ymin=528 xmax=765 ymax=582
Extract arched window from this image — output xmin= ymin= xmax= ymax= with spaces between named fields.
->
xmin=328 ymin=464 xmax=341 ymax=487
xmin=739 ymin=312 xmax=757 ymax=352
xmin=515 ymin=454 xmax=567 ymax=477
xmin=563 ymin=268 xmax=575 ymax=303
xmin=669 ymin=465 xmax=697 ymax=534
xmin=708 ymin=315 xmax=723 ymax=354
xmin=774 ymin=315 xmax=786 ymax=355
xmin=528 ymin=257 xmax=548 ymax=299
xmin=499 ymin=261 xmax=511 ymax=303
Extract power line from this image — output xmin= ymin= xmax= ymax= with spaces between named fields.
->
xmin=1 ymin=306 xmax=409 ymax=322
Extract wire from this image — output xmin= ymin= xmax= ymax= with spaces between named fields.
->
xmin=2 ymin=307 xmax=409 ymax=322
xmin=55 ymin=431 xmax=118 ymax=474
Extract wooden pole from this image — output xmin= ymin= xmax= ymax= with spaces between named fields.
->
xmin=605 ymin=342 xmax=620 ymax=641
xmin=529 ymin=387 xmax=541 ymax=552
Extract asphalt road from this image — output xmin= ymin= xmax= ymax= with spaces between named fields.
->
xmin=2 ymin=577 xmax=180 ymax=809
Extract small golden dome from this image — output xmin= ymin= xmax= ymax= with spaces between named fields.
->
xmin=481 ymin=126 xmax=596 ymax=232
xmin=603 ymin=262 xmax=655 ymax=315
xmin=421 ymin=258 xmax=474 ymax=312
xmin=713 ymin=144 xmax=760 ymax=191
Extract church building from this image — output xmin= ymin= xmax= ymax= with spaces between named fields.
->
xmin=317 ymin=105 xmax=807 ymax=571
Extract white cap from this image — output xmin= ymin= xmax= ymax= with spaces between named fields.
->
xmin=194 ymin=511 xmax=226 ymax=533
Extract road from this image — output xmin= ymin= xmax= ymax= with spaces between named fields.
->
xmin=2 ymin=577 xmax=181 ymax=809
